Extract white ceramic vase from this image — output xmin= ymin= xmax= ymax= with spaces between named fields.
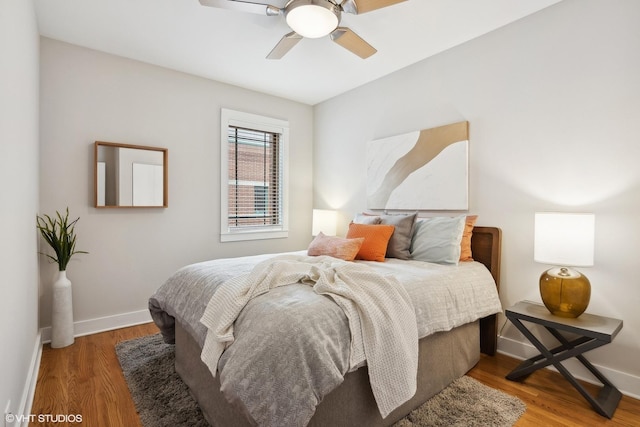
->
xmin=51 ymin=270 xmax=74 ymax=348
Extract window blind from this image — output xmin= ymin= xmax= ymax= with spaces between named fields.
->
xmin=227 ymin=125 xmax=282 ymax=230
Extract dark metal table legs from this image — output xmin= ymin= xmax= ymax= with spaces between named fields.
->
xmin=506 ymin=316 xmax=622 ymax=419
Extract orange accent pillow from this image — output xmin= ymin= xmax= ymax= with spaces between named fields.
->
xmin=346 ymin=223 xmax=395 ymax=262
xmin=307 ymin=232 xmax=364 ymax=261
xmin=460 ymin=215 xmax=478 ymax=262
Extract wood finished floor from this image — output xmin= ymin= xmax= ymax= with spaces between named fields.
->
xmin=31 ymin=323 xmax=640 ymax=427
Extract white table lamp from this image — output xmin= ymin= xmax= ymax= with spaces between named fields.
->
xmin=312 ymin=209 xmax=337 ymax=236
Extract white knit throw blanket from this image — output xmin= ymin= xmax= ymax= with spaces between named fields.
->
xmin=200 ymin=254 xmax=419 ymax=418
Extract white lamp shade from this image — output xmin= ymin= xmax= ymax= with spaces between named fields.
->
xmin=312 ymin=209 xmax=337 ymax=236
xmin=534 ymin=212 xmax=595 ymax=267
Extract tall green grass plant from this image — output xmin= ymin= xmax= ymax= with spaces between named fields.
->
xmin=36 ymin=208 xmax=88 ymax=271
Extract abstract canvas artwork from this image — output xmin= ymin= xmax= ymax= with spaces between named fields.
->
xmin=367 ymin=121 xmax=469 ymax=210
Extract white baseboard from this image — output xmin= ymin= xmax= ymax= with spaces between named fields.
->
xmin=14 ymin=331 xmax=42 ymax=427
xmin=40 ymin=309 xmax=153 ymax=344
xmin=498 ymin=335 xmax=640 ymax=400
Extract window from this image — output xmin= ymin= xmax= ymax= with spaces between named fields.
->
xmin=220 ymin=109 xmax=289 ymax=242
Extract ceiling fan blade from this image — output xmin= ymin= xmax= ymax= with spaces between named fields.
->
xmin=341 ymin=0 xmax=406 ymax=14
xmin=266 ymin=32 xmax=303 ymax=59
xmin=199 ymin=0 xmax=281 ymax=16
xmin=330 ymin=27 xmax=377 ymax=59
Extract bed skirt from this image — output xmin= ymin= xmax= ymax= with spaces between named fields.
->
xmin=175 ymin=319 xmax=480 ymax=427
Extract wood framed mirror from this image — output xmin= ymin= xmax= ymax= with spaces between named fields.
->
xmin=94 ymin=141 xmax=168 ymax=208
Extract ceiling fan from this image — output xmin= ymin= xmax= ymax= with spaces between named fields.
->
xmin=199 ymin=0 xmax=407 ymax=59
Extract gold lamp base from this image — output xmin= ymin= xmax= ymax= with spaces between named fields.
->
xmin=539 ymin=267 xmax=591 ymax=318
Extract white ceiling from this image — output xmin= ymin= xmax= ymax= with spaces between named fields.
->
xmin=34 ymin=0 xmax=561 ymax=105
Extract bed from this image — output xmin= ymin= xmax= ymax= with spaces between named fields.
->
xmin=149 ymin=225 xmax=502 ymax=427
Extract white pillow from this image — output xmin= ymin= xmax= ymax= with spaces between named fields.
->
xmin=410 ymin=216 xmax=466 ymax=265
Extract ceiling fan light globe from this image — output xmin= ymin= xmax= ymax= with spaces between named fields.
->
xmin=285 ymin=0 xmax=340 ymax=39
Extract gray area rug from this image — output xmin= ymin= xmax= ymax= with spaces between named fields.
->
xmin=116 ymin=334 xmax=525 ymax=427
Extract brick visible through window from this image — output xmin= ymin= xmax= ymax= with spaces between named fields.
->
xmin=227 ymin=126 xmax=282 ymax=229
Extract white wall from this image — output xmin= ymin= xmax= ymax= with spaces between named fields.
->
xmin=314 ymin=0 xmax=640 ymax=395
xmin=0 ymin=0 xmax=40 ymax=420
xmin=39 ymin=38 xmax=313 ymax=330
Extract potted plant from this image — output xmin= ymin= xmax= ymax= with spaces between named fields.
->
xmin=37 ymin=208 xmax=88 ymax=348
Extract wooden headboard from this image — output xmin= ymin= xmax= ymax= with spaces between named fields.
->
xmin=470 ymin=226 xmax=502 ymax=355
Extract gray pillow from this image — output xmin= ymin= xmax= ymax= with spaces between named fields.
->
xmin=380 ymin=212 xmax=418 ymax=259
xmin=353 ymin=212 xmax=417 ymax=259
xmin=379 ymin=213 xmax=417 ymax=259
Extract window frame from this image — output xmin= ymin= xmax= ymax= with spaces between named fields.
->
xmin=220 ymin=108 xmax=289 ymax=242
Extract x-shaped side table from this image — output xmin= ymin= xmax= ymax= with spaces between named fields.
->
xmin=505 ymin=301 xmax=623 ymax=419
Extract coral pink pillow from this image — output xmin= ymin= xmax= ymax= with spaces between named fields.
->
xmin=346 ymin=223 xmax=395 ymax=262
xmin=307 ymin=232 xmax=364 ymax=261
